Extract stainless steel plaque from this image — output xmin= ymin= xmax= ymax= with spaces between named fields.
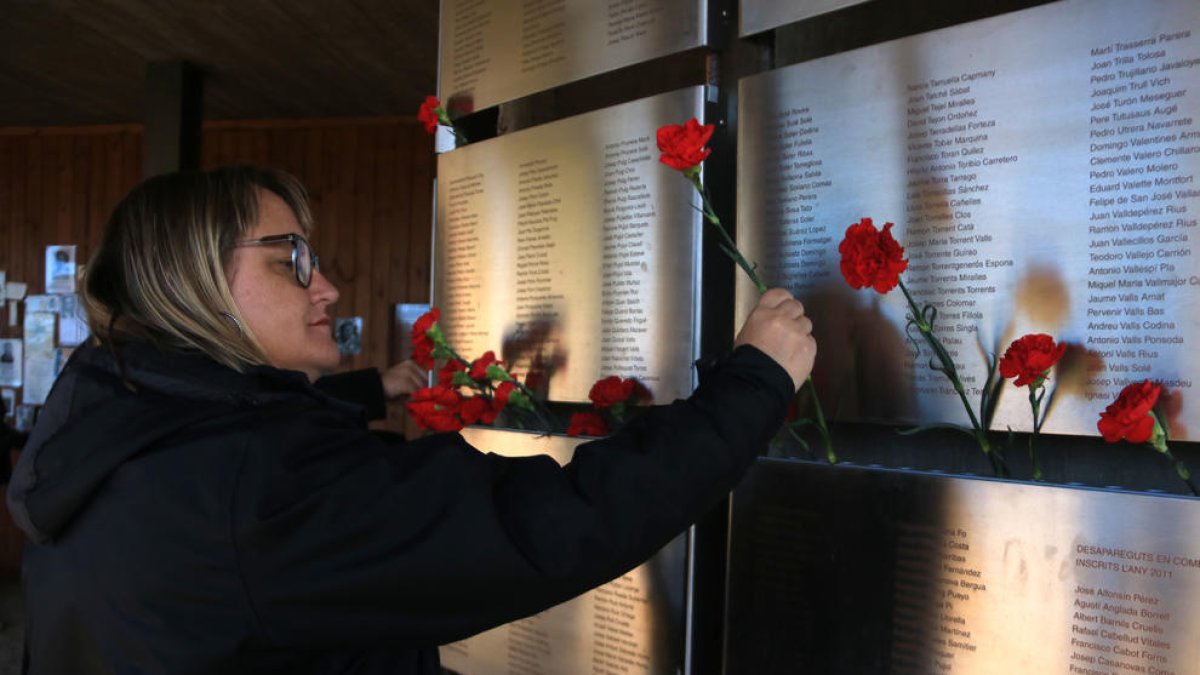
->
xmin=440 ymin=428 xmax=688 ymax=675
xmin=739 ymin=0 xmax=870 ymax=37
xmin=736 ymin=0 xmax=1200 ymax=438
xmin=439 ymin=0 xmax=708 ymax=113
xmin=726 ymin=459 xmax=1200 ymax=674
xmin=434 ymin=87 xmax=705 ymax=403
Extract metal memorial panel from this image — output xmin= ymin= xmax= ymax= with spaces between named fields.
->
xmin=726 ymin=460 xmax=1200 ymax=674
xmin=434 ymin=86 xmax=705 ymax=404
xmin=736 ymin=0 xmax=1200 ymax=438
xmin=439 ymin=0 xmax=708 ymax=113
xmin=739 ymin=0 xmax=870 ymax=37
xmin=440 ymin=428 xmax=688 ymax=675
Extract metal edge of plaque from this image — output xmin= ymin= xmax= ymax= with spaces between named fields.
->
xmin=739 ymin=0 xmax=871 ymax=37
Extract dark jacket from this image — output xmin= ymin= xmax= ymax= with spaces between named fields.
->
xmin=8 ymin=340 xmax=791 ymax=674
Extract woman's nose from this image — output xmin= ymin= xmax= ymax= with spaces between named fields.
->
xmin=309 ymin=268 xmax=340 ymax=305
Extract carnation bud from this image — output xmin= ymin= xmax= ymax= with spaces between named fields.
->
xmin=486 ymin=364 xmax=514 ymax=382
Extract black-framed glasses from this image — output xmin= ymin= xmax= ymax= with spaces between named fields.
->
xmin=233 ymin=233 xmax=320 ymax=288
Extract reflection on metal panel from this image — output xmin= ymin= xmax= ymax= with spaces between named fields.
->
xmin=440 ymin=428 xmax=688 ymax=675
xmin=739 ymin=0 xmax=869 ymax=36
xmin=736 ymin=0 xmax=1200 ymax=438
xmin=727 ymin=459 xmax=1200 ymax=674
xmin=439 ymin=0 xmax=708 ymax=112
xmin=434 ymin=87 xmax=705 ymax=404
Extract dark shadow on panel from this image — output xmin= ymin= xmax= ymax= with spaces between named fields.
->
xmin=725 ymin=460 xmax=951 ymax=674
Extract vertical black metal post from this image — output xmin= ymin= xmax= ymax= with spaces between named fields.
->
xmin=143 ymin=61 xmax=203 ymax=178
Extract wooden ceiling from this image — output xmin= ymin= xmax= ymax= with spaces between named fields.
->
xmin=0 ymin=0 xmax=440 ymax=127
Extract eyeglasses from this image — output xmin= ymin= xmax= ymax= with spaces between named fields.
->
xmin=233 ymin=233 xmax=320 ymax=288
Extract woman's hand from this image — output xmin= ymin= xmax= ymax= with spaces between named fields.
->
xmin=381 ymin=359 xmax=430 ymax=400
xmin=734 ymin=288 xmax=817 ymax=392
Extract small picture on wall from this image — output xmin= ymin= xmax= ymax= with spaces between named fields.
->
xmin=45 ymin=245 xmax=77 ymax=294
xmin=335 ymin=317 xmax=363 ymax=356
xmin=0 ymin=339 xmax=21 ymax=388
xmin=1 ymin=388 xmax=14 ymax=423
xmin=58 ymin=294 xmax=90 ymax=346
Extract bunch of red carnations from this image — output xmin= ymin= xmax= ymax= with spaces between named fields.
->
xmin=405 ymin=308 xmax=538 ymax=432
xmin=417 ymin=96 xmax=469 ymax=147
xmin=406 ymin=308 xmax=653 ymax=437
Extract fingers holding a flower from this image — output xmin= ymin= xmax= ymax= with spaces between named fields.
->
xmin=735 ymin=288 xmax=817 ymax=393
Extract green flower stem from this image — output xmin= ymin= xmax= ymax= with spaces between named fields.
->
xmin=806 ymin=376 xmax=834 ymax=463
xmin=1151 ymin=417 xmax=1198 ymax=496
xmin=688 ymin=173 xmax=768 ymax=294
xmin=435 ymin=108 xmax=470 ymax=147
xmin=1027 ymin=386 xmax=1045 ymax=481
xmin=897 ymin=280 xmax=1007 ymax=477
xmin=1160 ymin=448 xmax=1200 ymax=496
xmin=684 ymin=170 xmax=833 ymax=462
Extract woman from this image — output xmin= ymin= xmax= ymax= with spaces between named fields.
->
xmin=8 ymin=166 xmax=815 ymax=674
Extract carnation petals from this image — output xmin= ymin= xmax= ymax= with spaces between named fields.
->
xmin=418 ymin=96 xmax=441 ymax=134
xmin=999 ymin=334 xmax=1067 ymax=388
xmin=656 ymin=118 xmax=715 ymax=172
xmin=838 ymin=218 xmax=909 ymax=294
xmin=1098 ymin=380 xmax=1161 ymax=444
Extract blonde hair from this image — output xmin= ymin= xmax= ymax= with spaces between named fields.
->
xmin=84 ymin=166 xmax=315 ymax=372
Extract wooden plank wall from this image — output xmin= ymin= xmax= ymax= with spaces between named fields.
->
xmin=0 ymin=117 xmax=435 ymax=415
xmin=0 ymin=125 xmax=144 ymax=294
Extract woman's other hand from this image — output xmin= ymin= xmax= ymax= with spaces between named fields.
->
xmin=381 ymin=360 xmax=429 ymax=400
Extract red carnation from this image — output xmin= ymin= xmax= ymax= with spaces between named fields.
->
xmin=567 ymin=411 xmax=609 ymax=437
xmin=1098 ymin=380 xmax=1161 ymax=444
xmin=999 ymin=334 xmax=1067 ymax=388
xmin=418 ymin=96 xmax=442 ymax=135
xmin=656 ymin=119 xmax=714 ymax=173
xmin=407 ymin=385 xmax=464 ymax=432
xmin=588 ymin=375 xmax=634 ymax=408
xmin=838 ymin=218 xmax=909 ymax=294
xmin=470 ymin=351 xmax=501 ymax=381
xmin=493 ymin=381 xmax=515 ymax=410
xmin=459 ymin=395 xmax=497 ymax=426
xmin=411 ymin=308 xmax=440 ymax=368
xmin=438 ymin=359 xmax=465 ymax=386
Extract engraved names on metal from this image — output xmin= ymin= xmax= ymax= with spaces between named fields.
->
xmin=440 ymin=0 xmax=707 ymax=113
xmin=440 ymin=428 xmax=687 ymax=675
xmin=736 ymin=0 xmax=1200 ymax=438
xmin=739 ymin=0 xmax=870 ymax=37
xmin=726 ymin=460 xmax=1200 ymax=674
xmin=435 ymin=87 xmax=705 ymax=403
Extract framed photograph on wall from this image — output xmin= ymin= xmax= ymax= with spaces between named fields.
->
xmin=335 ymin=317 xmax=363 ymax=356
xmin=45 ymin=245 xmax=77 ymax=294
xmin=0 ymin=339 xmax=21 ymax=388
xmin=1 ymin=388 xmax=14 ymax=423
